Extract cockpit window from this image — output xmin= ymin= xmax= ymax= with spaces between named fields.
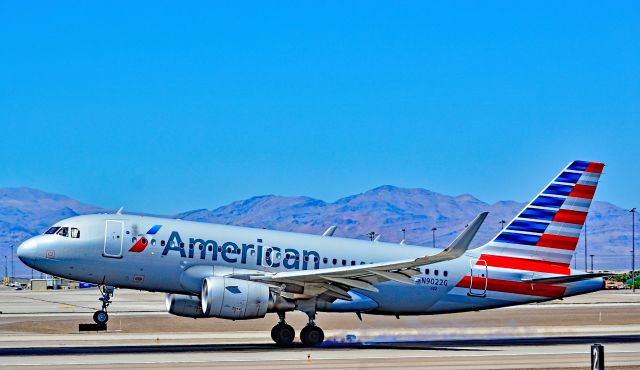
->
xmin=70 ymin=228 xmax=80 ymax=238
xmin=56 ymin=227 xmax=69 ymax=237
xmin=45 ymin=226 xmax=60 ymax=235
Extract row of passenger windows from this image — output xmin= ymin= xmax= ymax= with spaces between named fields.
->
xmin=45 ymin=226 xmax=80 ymax=238
xmin=422 ymin=268 xmax=448 ymax=277
xmin=133 ymin=236 xmax=373 ymax=266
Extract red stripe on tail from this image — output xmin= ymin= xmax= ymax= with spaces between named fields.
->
xmin=553 ymin=209 xmax=587 ymax=225
xmin=535 ymin=234 xmax=579 ymax=250
xmin=479 ymin=254 xmax=570 ymax=275
xmin=585 ymin=162 xmax=604 ymax=174
xmin=569 ymin=184 xmax=596 ymax=199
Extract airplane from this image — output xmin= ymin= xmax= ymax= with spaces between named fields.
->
xmin=17 ymin=160 xmax=609 ymax=346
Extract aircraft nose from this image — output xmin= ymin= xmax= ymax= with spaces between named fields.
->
xmin=17 ymin=238 xmax=38 ymax=266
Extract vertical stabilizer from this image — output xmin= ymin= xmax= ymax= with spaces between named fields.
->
xmin=478 ymin=160 xmax=604 ymax=271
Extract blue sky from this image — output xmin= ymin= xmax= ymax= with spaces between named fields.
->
xmin=1 ymin=2 xmax=638 ymax=214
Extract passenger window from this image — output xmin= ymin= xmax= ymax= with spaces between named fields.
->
xmin=151 ymin=239 xmax=156 ymax=246
xmin=161 ymin=240 xmax=165 ymax=247
xmin=70 ymin=228 xmax=80 ymax=238
xmin=45 ymin=227 xmax=60 ymax=235
xmin=425 ymin=268 xmax=430 ymax=275
xmin=434 ymin=270 xmax=439 ymax=276
xmin=332 ymin=258 xmax=337 ymax=265
xmin=57 ymin=227 xmax=69 ymax=237
xmin=132 ymin=237 xmax=137 ymax=243
xmin=351 ymin=261 xmax=356 ymax=266
xmin=342 ymin=259 xmax=346 ymax=266
xmin=323 ymin=257 xmax=328 ymax=264
xmin=444 ymin=271 xmax=448 ymax=277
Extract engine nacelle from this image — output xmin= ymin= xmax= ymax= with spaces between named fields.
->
xmin=166 ymin=293 xmax=205 ymax=318
xmin=201 ymin=276 xmax=270 ymax=320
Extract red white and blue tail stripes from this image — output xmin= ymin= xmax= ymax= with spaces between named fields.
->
xmin=481 ymin=160 xmax=603 ymax=267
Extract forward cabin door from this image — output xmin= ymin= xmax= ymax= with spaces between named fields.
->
xmin=103 ymin=220 xmax=124 ymax=258
xmin=468 ymin=259 xmax=488 ymax=297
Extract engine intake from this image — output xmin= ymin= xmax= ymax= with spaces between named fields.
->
xmin=201 ymin=276 xmax=270 ymax=319
xmin=166 ymin=294 xmax=205 ymax=318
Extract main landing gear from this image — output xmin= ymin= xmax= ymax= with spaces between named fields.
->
xmin=300 ymin=312 xmax=324 ymax=347
xmin=271 ymin=311 xmax=325 ymax=347
xmin=93 ymin=285 xmax=114 ymax=325
xmin=271 ymin=312 xmax=295 ymax=346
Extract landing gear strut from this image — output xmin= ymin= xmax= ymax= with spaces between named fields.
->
xmin=300 ymin=313 xmax=324 ymax=347
xmin=93 ymin=285 xmax=114 ymax=325
xmin=271 ymin=312 xmax=295 ymax=346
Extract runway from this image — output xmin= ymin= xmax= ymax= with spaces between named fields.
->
xmin=1 ymin=287 xmax=639 ymax=369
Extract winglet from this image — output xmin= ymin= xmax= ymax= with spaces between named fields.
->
xmin=116 ymin=206 xmax=124 ymax=215
xmin=441 ymin=211 xmax=488 ymax=257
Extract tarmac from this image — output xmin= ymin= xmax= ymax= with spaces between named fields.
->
xmin=1 ymin=286 xmax=639 ymax=369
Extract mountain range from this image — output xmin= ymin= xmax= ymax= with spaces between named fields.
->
xmin=0 ymin=186 xmax=635 ymax=276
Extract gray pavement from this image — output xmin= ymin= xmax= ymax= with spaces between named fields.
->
xmin=0 ymin=287 xmax=639 ymax=369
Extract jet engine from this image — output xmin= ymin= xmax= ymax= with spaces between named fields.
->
xmin=201 ymin=276 xmax=270 ymax=320
xmin=166 ymin=294 xmax=205 ymax=318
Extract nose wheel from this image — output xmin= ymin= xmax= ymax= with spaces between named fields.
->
xmin=93 ymin=310 xmax=109 ymax=325
xmin=93 ymin=285 xmax=114 ymax=325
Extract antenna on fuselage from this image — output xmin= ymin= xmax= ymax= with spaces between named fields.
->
xmin=115 ymin=207 xmax=124 ymax=215
xmin=322 ymin=225 xmax=337 ymax=237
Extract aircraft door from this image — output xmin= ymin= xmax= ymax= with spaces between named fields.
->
xmin=103 ymin=220 xmax=124 ymax=258
xmin=468 ymin=259 xmax=487 ymax=297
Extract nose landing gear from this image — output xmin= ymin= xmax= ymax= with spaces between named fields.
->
xmin=93 ymin=285 xmax=114 ymax=325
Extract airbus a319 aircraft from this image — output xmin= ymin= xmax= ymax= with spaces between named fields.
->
xmin=17 ymin=160 xmax=608 ymax=346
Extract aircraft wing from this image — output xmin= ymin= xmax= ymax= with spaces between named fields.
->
xmin=246 ymin=212 xmax=488 ymax=298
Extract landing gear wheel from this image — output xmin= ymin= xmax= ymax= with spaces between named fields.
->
xmin=93 ymin=310 xmax=109 ymax=324
xmin=271 ymin=323 xmax=295 ymax=346
xmin=300 ymin=325 xmax=324 ymax=347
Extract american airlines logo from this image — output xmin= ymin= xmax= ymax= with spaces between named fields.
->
xmin=128 ymin=225 xmax=162 ymax=253
xmin=141 ymin=230 xmax=322 ymax=271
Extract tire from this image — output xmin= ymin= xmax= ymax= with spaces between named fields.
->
xmin=271 ymin=323 xmax=295 ymax=346
xmin=93 ymin=310 xmax=109 ymax=324
xmin=300 ymin=325 xmax=324 ymax=347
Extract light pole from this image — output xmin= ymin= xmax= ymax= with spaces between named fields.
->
xmin=431 ymin=227 xmax=437 ymax=248
xmin=401 ymin=228 xmax=406 ymax=241
xmin=631 ymin=208 xmax=636 ymax=293
xmin=3 ymin=255 xmax=7 ymax=280
xmin=584 ymin=223 xmax=588 ymax=271
xmin=499 ymin=220 xmax=506 ymax=230
xmin=10 ymin=245 xmax=14 ymax=283
xmin=589 ymin=254 xmax=594 ymax=273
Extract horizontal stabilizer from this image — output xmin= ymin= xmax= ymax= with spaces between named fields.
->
xmin=522 ymin=272 xmax=612 ymax=284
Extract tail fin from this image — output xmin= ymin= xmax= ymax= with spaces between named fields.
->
xmin=479 ymin=160 xmax=604 ymax=269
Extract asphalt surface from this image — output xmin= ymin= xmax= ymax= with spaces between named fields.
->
xmin=0 ymin=287 xmax=639 ymax=369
